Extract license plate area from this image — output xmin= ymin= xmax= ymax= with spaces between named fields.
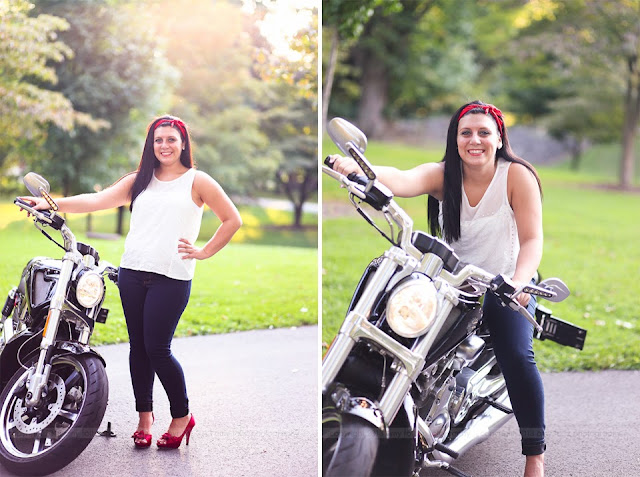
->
xmin=534 ymin=304 xmax=587 ymax=350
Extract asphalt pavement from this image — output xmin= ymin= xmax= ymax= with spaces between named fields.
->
xmin=421 ymin=370 xmax=640 ymax=477
xmin=1 ymin=327 xmax=638 ymax=477
xmin=0 ymin=326 xmax=318 ymax=477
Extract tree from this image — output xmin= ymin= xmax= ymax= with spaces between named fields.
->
xmin=254 ymin=5 xmax=318 ymax=228
xmin=32 ymin=0 xmax=175 ymax=196
xmin=322 ymin=0 xmax=401 ymax=127
xmin=0 ymin=0 xmax=99 ymax=173
xmin=149 ymin=0 xmax=280 ymax=196
xmin=326 ymin=0 xmax=487 ymax=137
xmin=506 ymin=0 xmax=639 ymax=188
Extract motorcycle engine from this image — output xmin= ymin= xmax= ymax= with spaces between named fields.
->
xmin=414 ymin=334 xmax=486 ymax=442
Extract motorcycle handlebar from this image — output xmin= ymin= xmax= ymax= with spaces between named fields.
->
xmin=323 ymin=156 xmax=550 ymax=333
xmin=441 ymin=265 xmax=544 ymax=332
xmin=14 ymin=198 xmax=55 ymax=225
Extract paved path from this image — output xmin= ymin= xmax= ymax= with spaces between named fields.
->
xmin=421 ymin=370 xmax=640 ymax=477
xmin=1 ymin=326 xmax=318 ymax=477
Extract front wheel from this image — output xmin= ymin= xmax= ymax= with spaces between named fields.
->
xmin=323 ymin=408 xmax=379 ymax=477
xmin=0 ymin=353 xmax=108 ymax=476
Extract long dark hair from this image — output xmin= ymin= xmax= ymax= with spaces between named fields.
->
xmin=427 ymin=100 xmax=542 ymax=243
xmin=129 ymin=115 xmax=194 ymax=211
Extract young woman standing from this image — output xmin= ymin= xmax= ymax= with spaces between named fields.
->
xmin=24 ymin=115 xmax=242 ymax=449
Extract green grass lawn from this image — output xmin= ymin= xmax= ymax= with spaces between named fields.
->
xmin=322 ymin=138 xmax=640 ymax=371
xmin=0 ymin=205 xmax=317 ymax=346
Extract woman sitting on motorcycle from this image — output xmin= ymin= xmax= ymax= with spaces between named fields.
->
xmin=23 ymin=115 xmax=242 ymax=450
xmin=328 ymin=100 xmax=545 ymax=477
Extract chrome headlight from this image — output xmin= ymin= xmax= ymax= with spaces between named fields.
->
xmin=386 ymin=279 xmax=438 ymax=338
xmin=76 ymin=272 xmax=105 ymax=308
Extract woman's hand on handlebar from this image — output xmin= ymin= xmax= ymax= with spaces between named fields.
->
xmin=326 ymin=154 xmax=364 ymax=177
xmin=17 ymin=197 xmax=50 ymax=215
xmin=515 ymin=292 xmax=531 ymax=307
xmin=19 ymin=197 xmax=50 ymax=210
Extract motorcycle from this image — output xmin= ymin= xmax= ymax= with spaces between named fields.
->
xmin=321 ymin=118 xmax=587 ymax=477
xmin=0 ymin=173 xmax=117 ymax=476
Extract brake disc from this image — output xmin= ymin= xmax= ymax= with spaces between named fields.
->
xmin=13 ymin=374 xmax=66 ymax=434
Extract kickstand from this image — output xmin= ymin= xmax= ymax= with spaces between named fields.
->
xmin=442 ymin=463 xmax=472 ymax=477
xmin=97 ymin=421 xmax=116 ymax=437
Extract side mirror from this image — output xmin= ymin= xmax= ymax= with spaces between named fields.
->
xmin=327 ymin=118 xmax=377 ymax=185
xmin=327 ymin=118 xmax=368 ymax=157
xmin=23 ymin=172 xmax=58 ymax=211
xmin=23 ymin=173 xmax=50 ymax=198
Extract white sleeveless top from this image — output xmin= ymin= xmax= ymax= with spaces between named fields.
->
xmin=121 ymin=168 xmax=204 ymax=280
xmin=440 ymin=159 xmax=519 ymax=277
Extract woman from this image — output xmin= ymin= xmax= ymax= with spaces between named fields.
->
xmin=328 ymin=100 xmax=546 ymax=477
xmin=24 ymin=115 xmax=242 ymax=449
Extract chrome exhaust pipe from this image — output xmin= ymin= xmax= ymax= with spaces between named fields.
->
xmin=428 ymin=389 xmax=513 ymax=464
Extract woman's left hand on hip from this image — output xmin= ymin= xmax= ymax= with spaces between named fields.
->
xmin=178 ymin=238 xmax=207 ymax=260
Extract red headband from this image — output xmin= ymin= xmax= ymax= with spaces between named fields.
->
xmin=458 ymin=103 xmax=504 ymax=136
xmin=154 ymin=118 xmax=187 ymax=138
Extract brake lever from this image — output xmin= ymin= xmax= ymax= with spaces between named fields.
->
xmin=490 ymin=274 xmax=543 ymax=333
xmin=507 ymin=299 xmax=543 ymax=334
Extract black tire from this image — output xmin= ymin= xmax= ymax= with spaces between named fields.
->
xmin=323 ymin=410 xmax=379 ymax=477
xmin=0 ymin=353 xmax=108 ymax=476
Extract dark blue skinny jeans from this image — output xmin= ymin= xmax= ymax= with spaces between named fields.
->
xmin=118 ymin=268 xmax=191 ymax=419
xmin=484 ymin=291 xmax=545 ymax=456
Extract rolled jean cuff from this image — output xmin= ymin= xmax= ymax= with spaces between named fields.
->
xmin=520 ymin=426 xmax=545 ymax=455
xmin=522 ymin=441 xmax=546 ymax=456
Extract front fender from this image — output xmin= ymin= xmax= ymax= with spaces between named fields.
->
xmin=55 ymin=341 xmax=106 ymax=368
xmin=325 ymin=387 xmax=417 ymax=438
xmin=0 ymin=333 xmax=106 ymax=390
xmin=0 ymin=330 xmax=40 ymax=388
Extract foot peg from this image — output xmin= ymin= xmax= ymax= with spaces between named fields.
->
xmin=482 ymin=397 xmax=513 ymax=414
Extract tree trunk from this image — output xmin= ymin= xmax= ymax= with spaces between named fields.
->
xmin=355 ymin=56 xmax=388 ymax=138
xmin=621 ymin=124 xmax=636 ymax=189
xmin=351 ymin=3 xmax=431 ymax=139
xmin=116 ymin=206 xmax=125 ymax=235
xmin=620 ymin=55 xmax=640 ymax=189
xmin=293 ymin=203 xmax=303 ymax=229
xmin=63 ymin=176 xmax=71 ymax=198
xmin=569 ymin=137 xmax=583 ymax=171
xmin=323 ymin=28 xmax=339 ymax=128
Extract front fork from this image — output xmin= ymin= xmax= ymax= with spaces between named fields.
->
xmin=24 ymin=255 xmax=76 ymax=408
xmin=322 ymin=248 xmax=405 ymax=392
xmin=322 ymin=247 xmax=459 ymax=427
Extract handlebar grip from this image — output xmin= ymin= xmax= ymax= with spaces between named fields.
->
xmin=324 ymin=156 xmax=335 ymax=169
xmin=14 ymin=198 xmax=34 ymax=209
xmin=323 ymin=156 xmax=361 ymax=182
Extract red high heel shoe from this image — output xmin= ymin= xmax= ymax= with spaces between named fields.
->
xmin=157 ymin=414 xmax=195 ymax=449
xmin=132 ymin=413 xmax=155 ymax=448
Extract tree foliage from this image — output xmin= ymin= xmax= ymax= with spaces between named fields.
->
xmin=148 ymin=0 xmax=280 ymax=196
xmin=321 ymin=0 xmax=402 ymax=125
xmin=507 ymin=0 xmax=639 ymax=186
xmin=31 ymin=0 xmax=174 ymax=195
xmin=267 ymin=13 xmax=318 ymax=228
xmin=0 ymin=0 xmax=99 ymax=172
